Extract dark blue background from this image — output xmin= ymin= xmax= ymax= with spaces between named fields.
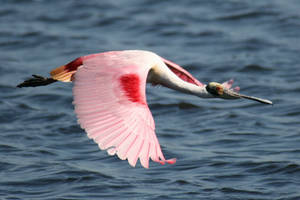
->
xmin=1 ymin=0 xmax=300 ymax=199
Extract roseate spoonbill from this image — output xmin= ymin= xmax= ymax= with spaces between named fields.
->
xmin=17 ymin=50 xmax=272 ymax=168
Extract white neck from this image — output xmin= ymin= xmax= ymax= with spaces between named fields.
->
xmin=148 ymin=63 xmax=214 ymax=98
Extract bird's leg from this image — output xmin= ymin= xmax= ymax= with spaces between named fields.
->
xmin=17 ymin=74 xmax=57 ymax=88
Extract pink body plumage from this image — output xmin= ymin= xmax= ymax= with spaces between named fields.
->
xmin=48 ymin=50 xmax=238 ymax=168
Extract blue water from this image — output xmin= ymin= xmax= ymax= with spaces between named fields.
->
xmin=1 ymin=0 xmax=300 ymax=199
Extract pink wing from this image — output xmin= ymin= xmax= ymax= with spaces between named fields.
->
xmin=162 ymin=57 xmax=240 ymax=92
xmin=71 ymin=57 xmax=175 ymax=168
xmin=161 ymin=57 xmax=204 ymax=87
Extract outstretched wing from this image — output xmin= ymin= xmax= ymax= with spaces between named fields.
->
xmin=162 ymin=57 xmax=240 ymax=92
xmin=69 ymin=56 xmax=175 ymax=168
xmin=161 ymin=57 xmax=204 ymax=87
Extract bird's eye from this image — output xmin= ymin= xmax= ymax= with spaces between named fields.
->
xmin=206 ymin=82 xmax=223 ymax=96
xmin=216 ymin=85 xmax=224 ymax=95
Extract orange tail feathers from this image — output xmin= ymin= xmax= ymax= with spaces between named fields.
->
xmin=50 ymin=57 xmax=83 ymax=82
xmin=50 ymin=65 xmax=74 ymax=82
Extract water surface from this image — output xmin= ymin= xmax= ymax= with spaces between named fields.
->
xmin=1 ymin=0 xmax=300 ymax=199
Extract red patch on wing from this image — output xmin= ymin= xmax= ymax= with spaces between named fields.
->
xmin=162 ymin=57 xmax=204 ymax=87
xmin=65 ymin=54 xmax=100 ymax=72
xmin=168 ymin=67 xmax=198 ymax=85
xmin=65 ymin=57 xmax=83 ymax=72
xmin=120 ymin=74 xmax=145 ymax=105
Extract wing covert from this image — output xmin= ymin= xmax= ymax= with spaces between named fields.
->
xmin=72 ymin=60 xmax=176 ymax=168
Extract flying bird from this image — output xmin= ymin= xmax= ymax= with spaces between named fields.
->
xmin=17 ymin=50 xmax=272 ymax=168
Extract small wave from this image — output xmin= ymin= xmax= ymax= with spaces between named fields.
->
xmin=245 ymin=161 xmax=300 ymax=175
xmin=0 ymin=8 xmax=16 ymax=17
xmin=19 ymin=31 xmax=42 ymax=38
xmin=217 ymin=10 xmax=278 ymax=21
xmin=0 ymin=144 xmax=20 ymax=153
xmin=0 ymin=40 xmax=23 ymax=47
xmin=238 ymin=64 xmax=273 ymax=72
xmin=220 ymin=187 xmax=265 ymax=195
xmin=150 ymin=102 xmax=200 ymax=110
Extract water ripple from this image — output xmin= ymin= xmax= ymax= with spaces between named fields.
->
xmin=239 ymin=64 xmax=273 ymax=72
xmin=217 ymin=10 xmax=278 ymax=21
xmin=1 ymin=0 xmax=300 ymax=199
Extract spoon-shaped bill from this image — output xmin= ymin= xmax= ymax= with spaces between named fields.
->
xmin=237 ymin=93 xmax=273 ymax=105
xmin=224 ymin=89 xmax=273 ymax=105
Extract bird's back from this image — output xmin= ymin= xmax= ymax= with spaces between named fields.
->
xmin=50 ymin=50 xmax=160 ymax=82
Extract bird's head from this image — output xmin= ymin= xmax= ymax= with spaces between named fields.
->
xmin=206 ymin=81 xmax=273 ymax=105
xmin=206 ymin=82 xmax=225 ymax=96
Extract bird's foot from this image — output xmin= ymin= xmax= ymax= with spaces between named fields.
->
xmin=17 ymin=74 xmax=57 ymax=88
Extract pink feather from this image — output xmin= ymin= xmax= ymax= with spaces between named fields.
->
xmin=71 ymin=51 xmax=177 ymax=168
